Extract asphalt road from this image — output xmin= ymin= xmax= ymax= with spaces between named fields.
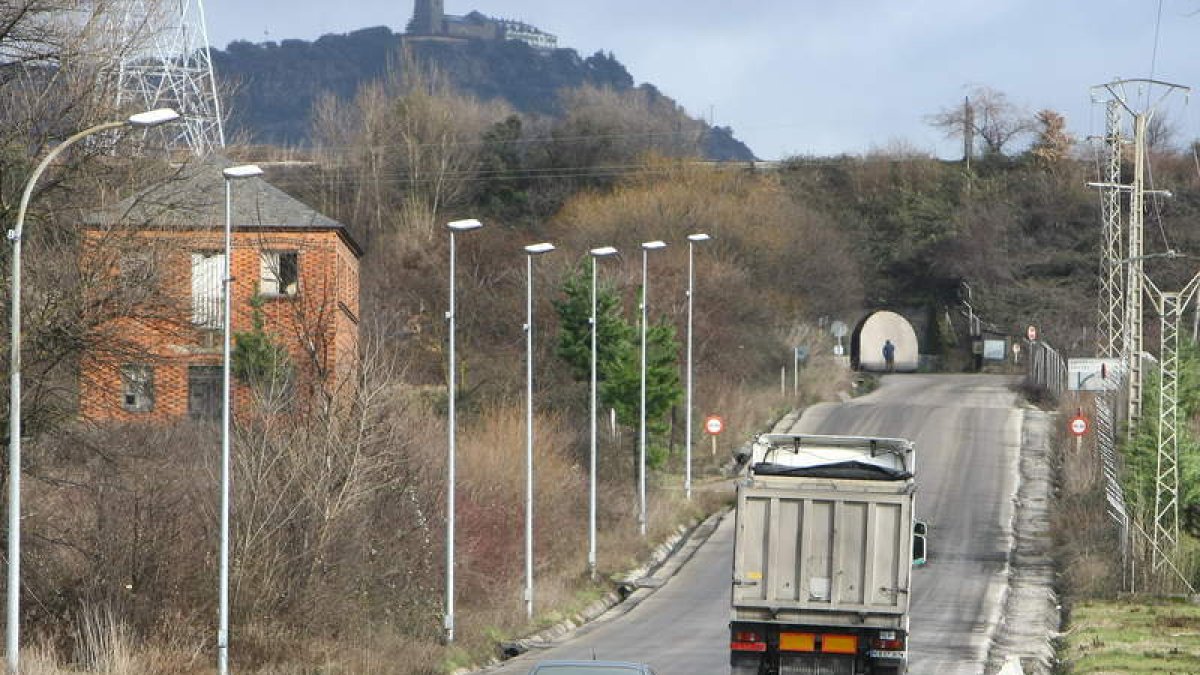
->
xmin=481 ymin=374 xmax=1023 ymax=675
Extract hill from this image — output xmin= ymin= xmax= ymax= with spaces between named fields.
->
xmin=213 ymin=26 xmax=756 ymax=161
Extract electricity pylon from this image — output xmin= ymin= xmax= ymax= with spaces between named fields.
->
xmin=1091 ymin=79 xmax=1188 ymax=434
xmin=93 ymin=0 xmax=226 ymax=155
xmin=1095 ymin=99 xmax=1124 ymax=359
xmin=1145 ymin=275 xmax=1200 ymax=570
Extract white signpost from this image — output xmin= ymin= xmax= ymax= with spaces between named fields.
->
xmin=831 ymin=320 xmax=848 ymax=357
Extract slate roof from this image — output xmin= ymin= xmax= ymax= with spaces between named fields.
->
xmin=83 ymin=158 xmax=361 ymax=255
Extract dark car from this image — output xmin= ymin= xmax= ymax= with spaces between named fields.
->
xmin=526 ymin=660 xmax=657 ymax=675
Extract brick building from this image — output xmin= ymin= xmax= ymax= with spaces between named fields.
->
xmin=79 ymin=162 xmax=361 ymax=423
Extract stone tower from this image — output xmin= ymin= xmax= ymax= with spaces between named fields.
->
xmin=411 ymin=0 xmax=445 ymax=35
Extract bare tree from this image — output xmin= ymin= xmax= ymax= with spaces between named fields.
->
xmin=927 ymin=86 xmax=1037 ymax=157
xmin=311 ymin=47 xmax=509 ymax=245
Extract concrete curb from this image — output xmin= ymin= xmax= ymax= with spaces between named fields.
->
xmin=984 ymin=407 xmax=1061 ymax=674
xmin=470 ymin=508 xmax=731 ymax=673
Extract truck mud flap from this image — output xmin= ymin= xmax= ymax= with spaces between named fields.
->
xmin=730 ymin=653 xmax=761 ymax=675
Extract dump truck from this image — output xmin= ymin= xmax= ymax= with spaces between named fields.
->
xmin=730 ymin=434 xmax=925 ymax=675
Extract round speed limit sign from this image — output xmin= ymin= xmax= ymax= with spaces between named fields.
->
xmin=704 ymin=415 xmax=724 ymax=436
xmin=1069 ymin=415 xmax=1088 ymax=437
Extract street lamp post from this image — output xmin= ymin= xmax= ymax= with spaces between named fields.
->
xmin=522 ymin=242 xmax=555 ymax=620
xmin=444 ymin=218 xmax=483 ymax=643
xmin=218 ymin=163 xmax=263 ymax=675
xmin=638 ymin=240 xmax=666 ymax=537
xmin=684 ymin=233 xmax=710 ymax=501
xmin=6 ymin=107 xmax=179 ymax=675
xmin=587 ymin=246 xmax=617 ymax=578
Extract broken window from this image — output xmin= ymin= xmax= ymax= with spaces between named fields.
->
xmin=260 ymin=251 xmax=299 ymax=296
xmin=121 ymin=364 xmax=155 ymax=412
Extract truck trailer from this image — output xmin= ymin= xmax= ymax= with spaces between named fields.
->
xmin=730 ymin=434 xmax=924 ymax=675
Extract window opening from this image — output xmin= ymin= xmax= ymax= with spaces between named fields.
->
xmin=121 ymin=364 xmax=155 ymax=412
xmin=261 ymin=251 xmax=299 ymax=296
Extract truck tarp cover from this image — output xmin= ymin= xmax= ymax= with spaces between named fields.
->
xmin=751 ymin=460 xmax=912 ymax=481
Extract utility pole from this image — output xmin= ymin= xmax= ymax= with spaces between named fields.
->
xmin=963 ymin=96 xmax=974 ymax=171
xmin=1126 ymin=110 xmax=1147 ymax=431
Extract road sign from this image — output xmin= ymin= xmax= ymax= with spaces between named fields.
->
xmin=1027 ymin=325 xmax=1038 ymax=341
xmin=1069 ymin=415 xmax=1089 ymax=437
xmin=830 ymin=320 xmax=848 ymax=338
xmin=704 ymin=415 xmax=724 ymax=435
xmin=1068 ymin=358 xmax=1121 ymax=391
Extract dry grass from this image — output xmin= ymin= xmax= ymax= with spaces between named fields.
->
xmin=1052 ymin=394 xmax=1123 ymax=598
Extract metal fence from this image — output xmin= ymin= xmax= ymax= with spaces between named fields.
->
xmin=1025 ymin=340 xmax=1068 ymax=395
xmin=1024 ymin=340 xmax=1138 ymax=588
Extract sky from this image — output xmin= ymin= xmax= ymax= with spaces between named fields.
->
xmin=201 ymin=0 xmax=1200 ymax=161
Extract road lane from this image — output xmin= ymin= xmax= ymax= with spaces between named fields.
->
xmin=788 ymin=375 xmax=1021 ymax=673
xmin=479 ymin=374 xmax=1022 ymax=675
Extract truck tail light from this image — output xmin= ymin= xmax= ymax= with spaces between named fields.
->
xmin=820 ymin=634 xmax=857 ymax=654
xmin=731 ymin=630 xmax=766 ymax=652
xmin=871 ymin=631 xmax=906 ymax=650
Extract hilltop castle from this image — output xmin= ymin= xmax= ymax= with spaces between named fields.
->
xmin=407 ymin=0 xmax=558 ymax=50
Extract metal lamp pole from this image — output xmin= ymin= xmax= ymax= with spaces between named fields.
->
xmin=6 ymin=107 xmax=179 ymax=675
xmin=638 ymin=240 xmax=666 ymax=536
xmin=444 ymin=218 xmax=483 ymax=643
xmin=218 ymin=164 xmax=263 ymax=675
xmin=587 ymin=246 xmax=617 ymax=578
xmin=684 ymin=233 xmax=709 ymax=501
xmin=523 ymin=242 xmax=555 ymax=620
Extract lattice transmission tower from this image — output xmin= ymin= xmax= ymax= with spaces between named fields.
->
xmin=1095 ymin=99 xmax=1124 ymax=359
xmin=94 ymin=0 xmax=226 ymax=155
xmin=1093 ymin=78 xmax=1191 ymax=576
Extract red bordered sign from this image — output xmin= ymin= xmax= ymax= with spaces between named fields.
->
xmin=1069 ymin=415 xmax=1088 ymax=437
xmin=704 ymin=415 xmax=724 ymax=435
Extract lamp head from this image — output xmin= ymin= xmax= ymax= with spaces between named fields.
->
xmin=589 ymin=246 xmax=618 ymax=257
xmin=687 ymin=233 xmax=711 ymax=242
xmin=524 ymin=242 xmax=556 ymax=255
xmin=128 ymin=108 xmax=180 ymax=127
xmin=223 ymin=164 xmax=263 ymax=180
xmin=447 ymin=218 xmax=484 ymax=232
xmin=640 ymin=240 xmax=667 ymax=250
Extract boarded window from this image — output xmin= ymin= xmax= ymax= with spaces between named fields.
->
xmin=188 ymin=365 xmax=222 ymax=421
xmin=192 ymin=252 xmax=224 ymax=328
xmin=121 ymin=364 xmax=154 ymax=412
xmin=260 ymin=251 xmax=298 ymax=296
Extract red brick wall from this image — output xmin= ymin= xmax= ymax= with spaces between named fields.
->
xmin=79 ymin=228 xmax=361 ymax=422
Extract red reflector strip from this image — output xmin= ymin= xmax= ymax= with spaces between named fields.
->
xmin=821 ymin=634 xmax=858 ymax=654
xmin=730 ymin=641 xmax=767 ymax=652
